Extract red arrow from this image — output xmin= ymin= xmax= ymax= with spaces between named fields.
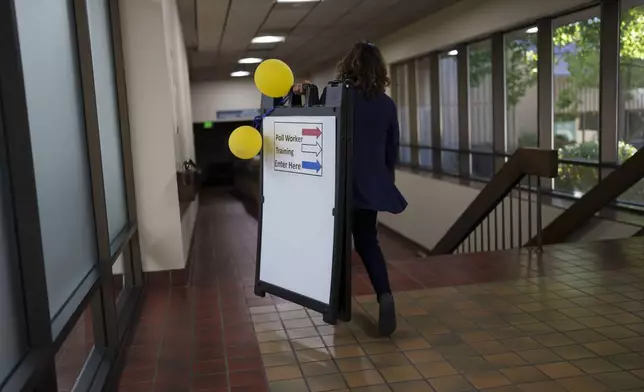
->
xmin=302 ymin=127 xmax=322 ymax=138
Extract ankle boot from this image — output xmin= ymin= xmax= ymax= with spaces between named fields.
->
xmin=378 ymin=293 xmax=396 ymax=337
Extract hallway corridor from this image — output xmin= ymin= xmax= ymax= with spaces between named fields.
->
xmin=118 ymin=192 xmax=644 ymax=392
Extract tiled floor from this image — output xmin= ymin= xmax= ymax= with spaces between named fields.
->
xmin=118 ymin=190 xmax=644 ymax=391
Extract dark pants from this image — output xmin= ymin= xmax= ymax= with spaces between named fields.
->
xmin=352 ymin=209 xmax=392 ymax=296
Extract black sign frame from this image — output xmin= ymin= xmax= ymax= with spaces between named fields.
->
xmin=254 ymin=84 xmax=353 ymax=325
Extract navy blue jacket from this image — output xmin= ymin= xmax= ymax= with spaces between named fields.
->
xmin=291 ymin=88 xmax=407 ymax=214
xmin=349 ymin=90 xmax=407 ymax=214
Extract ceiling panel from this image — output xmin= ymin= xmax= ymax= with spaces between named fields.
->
xmin=189 ymin=51 xmax=218 ymax=68
xmin=261 ymin=7 xmax=312 ymax=32
xmin=332 ymin=0 xmax=401 ymax=27
xmin=383 ymin=0 xmax=456 ymax=28
xmin=177 ymin=0 xmax=198 ymax=49
xmin=196 ymin=0 xmax=229 ymax=52
xmin=294 ymin=0 xmax=362 ymax=28
xmin=271 ymin=0 xmax=361 ymax=58
xmin=218 ymin=0 xmax=273 ymax=63
xmin=180 ymin=0 xmax=465 ymax=81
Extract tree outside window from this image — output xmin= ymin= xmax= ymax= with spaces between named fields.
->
xmin=468 ymin=6 xmax=644 ymax=203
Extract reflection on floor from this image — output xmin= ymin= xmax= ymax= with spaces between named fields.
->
xmin=56 ymin=309 xmax=94 ymax=391
xmin=118 ymin=191 xmax=644 ymax=392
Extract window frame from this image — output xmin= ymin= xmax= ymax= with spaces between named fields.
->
xmin=392 ymin=0 xmax=644 ymax=212
xmin=0 ymin=0 xmax=144 ymax=390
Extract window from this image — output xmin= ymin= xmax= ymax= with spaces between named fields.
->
xmin=0 ymin=145 xmax=27 ymax=385
xmin=439 ymin=52 xmax=459 ymax=174
xmin=15 ymin=0 xmax=99 ymax=318
xmin=505 ymin=27 xmax=538 ymax=153
xmin=468 ymin=40 xmax=493 ymax=152
xmin=56 ymin=304 xmax=94 ymax=392
xmin=388 ymin=4 xmax=644 ymax=210
xmin=88 ymin=0 xmax=129 ymax=244
xmin=2 ymin=0 xmax=143 ymax=389
xmin=416 ymin=56 xmax=432 ymax=168
xmin=553 ymin=8 xmax=601 ymax=196
xmin=618 ymin=0 xmax=644 ymax=205
xmin=393 ymin=64 xmax=411 ymax=164
xmin=468 ymin=40 xmax=494 ymax=179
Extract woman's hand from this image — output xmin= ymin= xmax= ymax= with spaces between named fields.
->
xmin=293 ymin=80 xmax=313 ymax=95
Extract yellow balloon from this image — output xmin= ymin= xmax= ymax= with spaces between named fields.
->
xmin=229 ymin=126 xmax=262 ymax=160
xmin=254 ymin=59 xmax=294 ymax=98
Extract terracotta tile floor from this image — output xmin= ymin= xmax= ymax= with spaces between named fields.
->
xmin=118 ymin=191 xmax=644 ymax=391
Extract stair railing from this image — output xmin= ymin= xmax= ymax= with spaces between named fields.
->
xmin=528 ymin=147 xmax=644 ymax=246
xmin=430 ymin=148 xmax=558 ymax=255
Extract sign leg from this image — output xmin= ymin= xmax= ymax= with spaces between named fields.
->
xmin=338 ymin=277 xmax=351 ymax=322
xmin=323 ymin=311 xmax=338 ymax=325
xmin=254 ymin=282 xmax=266 ymax=298
xmin=338 ymin=226 xmax=352 ymax=322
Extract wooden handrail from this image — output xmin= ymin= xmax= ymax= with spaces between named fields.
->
xmin=430 ymin=148 xmax=558 ymax=255
xmin=531 ymin=147 xmax=644 ymax=246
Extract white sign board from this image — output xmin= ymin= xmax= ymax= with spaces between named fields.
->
xmin=273 ymin=121 xmax=323 ymax=176
xmin=259 ymin=116 xmax=337 ymax=304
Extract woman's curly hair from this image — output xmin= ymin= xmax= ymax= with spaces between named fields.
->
xmin=336 ymin=41 xmax=390 ymax=98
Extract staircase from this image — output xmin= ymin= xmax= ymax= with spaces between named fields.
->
xmin=430 ymin=148 xmax=558 ymax=255
xmin=430 ymin=147 xmax=644 ymax=256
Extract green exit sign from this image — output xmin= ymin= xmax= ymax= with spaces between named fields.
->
xmin=203 ymin=121 xmax=213 ymax=129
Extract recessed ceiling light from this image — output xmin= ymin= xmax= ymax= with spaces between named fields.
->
xmin=252 ymin=35 xmax=286 ymax=44
xmin=448 ymin=49 xmax=458 ymax=56
xmin=239 ymin=57 xmax=263 ymax=64
xmin=231 ymin=71 xmax=250 ymax=77
xmin=526 ymin=27 xmax=538 ymax=34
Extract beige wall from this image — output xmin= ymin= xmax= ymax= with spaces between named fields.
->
xmin=378 ymin=0 xmax=592 ymax=64
xmin=162 ymin=0 xmax=198 ymax=261
xmin=190 ymin=69 xmax=337 ymax=122
xmin=307 ymin=0 xmax=637 ymax=248
xmin=310 ymin=0 xmax=595 ymax=88
xmin=120 ymin=0 xmax=196 ymax=272
xmin=191 ymin=79 xmax=261 ymax=123
xmin=186 ymin=0 xmax=634 ymax=252
xmin=380 ymin=171 xmax=641 ymax=250
xmin=309 ymin=67 xmax=337 ymax=92
xmin=190 ymin=0 xmax=596 ymax=121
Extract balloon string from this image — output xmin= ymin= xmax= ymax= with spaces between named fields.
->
xmin=254 ymin=96 xmax=289 ymax=130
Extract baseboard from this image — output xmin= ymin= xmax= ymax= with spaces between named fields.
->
xmin=186 ymin=203 xmax=200 ymax=286
xmin=143 ymin=269 xmax=189 ymax=287
xmin=139 ymin=198 xmax=200 ymax=288
xmin=112 ymin=261 xmax=192 ymax=289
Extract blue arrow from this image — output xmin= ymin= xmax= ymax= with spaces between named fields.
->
xmin=302 ymin=160 xmax=322 ymax=173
